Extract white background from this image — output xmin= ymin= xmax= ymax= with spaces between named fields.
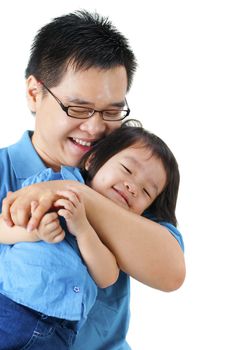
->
xmin=1 ymin=1 xmax=233 ymax=349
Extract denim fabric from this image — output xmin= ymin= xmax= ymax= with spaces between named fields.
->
xmin=0 ymin=132 xmax=185 ymax=350
xmin=0 ymin=293 xmax=77 ymax=350
xmin=0 ymin=159 xmax=97 ymax=321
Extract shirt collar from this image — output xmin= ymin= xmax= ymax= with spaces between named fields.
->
xmin=8 ymin=131 xmax=46 ymax=179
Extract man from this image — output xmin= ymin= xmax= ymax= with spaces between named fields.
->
xmin=1 ymin=10 xmax=185 ymax=349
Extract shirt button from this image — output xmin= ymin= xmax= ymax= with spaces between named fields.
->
xmin=73 ymin=286 xmax=80 ymax=293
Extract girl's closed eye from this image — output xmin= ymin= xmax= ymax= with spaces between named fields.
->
xmin=121 ymin=163 xmax=132 ymax=174
xmin=143 ymin=188 xmax=151 ymax=198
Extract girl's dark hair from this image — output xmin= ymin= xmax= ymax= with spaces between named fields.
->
xmin=25 ymin=10 xmax=137 ymax=91
xmin=80 ymin=121 xmax=180 ymax=226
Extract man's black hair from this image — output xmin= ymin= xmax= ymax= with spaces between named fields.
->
xmin=25 ymin=10 xmax=137 ymax=90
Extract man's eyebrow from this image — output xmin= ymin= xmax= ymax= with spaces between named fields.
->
xmin=65 ymin=97 xmax=126 ymax=108
xmin=110 ymin=101 xmax=126 ymax=108
xmin=65 ymin=96 xmax=91 ymax=105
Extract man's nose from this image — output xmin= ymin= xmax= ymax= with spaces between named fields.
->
xmin=79 ymin=112 xmax=106 ymax=136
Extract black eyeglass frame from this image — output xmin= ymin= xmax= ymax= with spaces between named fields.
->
xmin=39 ymin=81 xmax=130 ymax=122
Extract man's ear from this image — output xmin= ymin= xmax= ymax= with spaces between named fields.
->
xmin=26 ymin=75 xmax=41 ymax=113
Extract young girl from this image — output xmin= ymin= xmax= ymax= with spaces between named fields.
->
xmin=0 ymin=123 xmax=180 ymax=350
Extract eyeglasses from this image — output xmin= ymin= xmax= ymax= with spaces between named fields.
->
xmin=40 ymin=81 xmax=130 ymax=122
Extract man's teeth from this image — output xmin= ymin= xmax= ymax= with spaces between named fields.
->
xmin=72 ymin=138 xmax=92 ymax=147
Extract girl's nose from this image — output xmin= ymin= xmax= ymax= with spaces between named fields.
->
xmin=124 ymin=181 xmax=137 ymax=197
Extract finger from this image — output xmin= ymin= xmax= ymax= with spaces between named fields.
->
xmin=52 ymin=230 xmax=65 ymax=243
xmin=37 ymin=216 xmax=60 ymax=241
xmin=2 ymin=192 xmax=15 ymax=226
xmin=10 ymin=202 xmax=32 ymax=228
xmin=56 ymin=190 xmax=82 ymax=204
xmin=54 ymin=199 xmax=76 ymax=212
xmin=44 ymin=224 xmax=65 ymax=243
xmin=57 ymin=209 xmax=72 ymax=220
xmin=43 ymin=218 xmax=61 ymax=232
xmin=27 ymin=201 xmax=53 ymax=232
xmin=30 ymin=201 xmax=39 ymax=214
xmin=40 ymin=212 xmax=58 ymax=225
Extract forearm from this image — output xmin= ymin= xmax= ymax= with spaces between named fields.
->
xmin=2 ymin=181 xmax=185 ymax=290
xmin=0 ymin=215 xmax=39 ymax=244
xmin=81 ymin=187 xmax=186 ymax=291
xmin=76 ymin=223 xmax=119 ymax=289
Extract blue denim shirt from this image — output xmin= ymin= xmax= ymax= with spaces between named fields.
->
xmin=0 ymin=155 xmax=97 ymax=322
xmin=0 ymin=132 xmax=184 ymax=349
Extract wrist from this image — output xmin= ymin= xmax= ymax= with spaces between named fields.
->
xmin=29 ymin=229 xmax=41 ymax=242
xmin=75 ymin=221 xmax=96 ymax=240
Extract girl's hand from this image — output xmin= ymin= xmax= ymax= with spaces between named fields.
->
xmin=54 ymin=190 xmax=89 ymax=237
xmin=36 ymin=212 xmax=65 ymax=243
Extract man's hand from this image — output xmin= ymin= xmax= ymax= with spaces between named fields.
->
xmin=1 ymin=180 xmax=84 ymax=231
xmin=2 ymin=184 xmax=59 ymax=230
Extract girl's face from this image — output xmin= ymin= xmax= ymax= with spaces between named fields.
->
xmin=90 ymin=145 xmax=167 ymax=214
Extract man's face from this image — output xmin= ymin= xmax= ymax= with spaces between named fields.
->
xmin=29 ymin=66 xmax=128 ymax=170
xmin=90 ymin=145 xmax=167 ymax=214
